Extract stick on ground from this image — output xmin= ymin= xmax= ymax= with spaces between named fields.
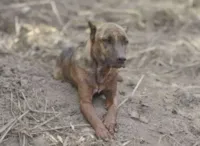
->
xmin=32 ymin=124 xmax=90 ymax=134
xmin=21 ymin=92 xmax=59 ymax=114
xmin=50 ymin=1 xmax=63 ymax=25
xmin=0 ymin=118 xmax=15 ymax=134
xmin=30 ymin=112 xmax=61 ymax=130
xmin=0 ymin=111 xmax=29 ymax=144
xmin=118 ymin=75 xmax=145 ymax=108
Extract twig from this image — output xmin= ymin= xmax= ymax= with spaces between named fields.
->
xmin=44 ymin=96 xmax=48 ymax=120
xmin=21 ymin=92 xmax=59 ymax=114
xmin=17 ymin=94 xmax=22 ymax=112
xmin=63 ymin=137 xmax=69 ymax=146
xmin=50 ymin=1 xmax=63 ymax=25
xmin=158 ymin=134 xmax=182 ymax=146
xmin=33 ymin=124 xmax=90 ymax=133
xmin=0 ymin=111 xmax=29 ymax=144
xmin=118 ymin=75 xmax=145 ymax=108
xmin=18 ymin=133 xmax=22 ymax=146
xmin=34 ymin=89 xmax=39 ymax=102
xmin=0 ymin=0 xmax=51 ymax=10
xmin=0 ymin=118 xmax=15 ymax=134
xmin=31 ymin=113 xmax=61 ymax=130
xmin=158 ymin=134 xmax=166 ymax=144
xmin=122 ymin=136 xmax=145 ymax=146
xmin=8 ymin=94 xmax=23 ymax=113
xmin=15 ymin=16 xmax=21 ymax=36
xmin=22 ymin=135 xmax=26 ymax=146
xmin=10 ymin=92 xmax=15 ymax=117
xmin=122 ymin=140 xmax=132 ymax=146
xmin=70 ymin=122 xmax=75 ymax=131
xmin=61 ymin=20 xmax=72 ymax=34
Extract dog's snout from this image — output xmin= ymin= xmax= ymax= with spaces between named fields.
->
xmin=117 ymin=57 xmax=126 ymax=63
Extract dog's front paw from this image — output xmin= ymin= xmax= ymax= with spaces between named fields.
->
xmin=95 ymin=125 xmax=112 ymax=141
xmin=103 ymin=115 xmax=117 ymax=135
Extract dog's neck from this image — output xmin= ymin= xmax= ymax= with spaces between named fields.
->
xmin=89 ymin=40 xmax=106 ymax=67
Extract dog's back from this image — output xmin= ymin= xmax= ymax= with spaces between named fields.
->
xmin=53 ymin=46 xmax=75 ymax=81
xmin=53 ymin=42 xmax=92 ymax=85
xmin=59 ymin=47 xmax=74 ymax=64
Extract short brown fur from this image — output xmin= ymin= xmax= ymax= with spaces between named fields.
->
xmin=53 ymin=21 xmax=128 ymax=140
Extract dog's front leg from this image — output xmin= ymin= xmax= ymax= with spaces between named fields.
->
xmin=78 ymin=83 xmax=112 ymax=140
xmin=103 ymin=79 xmax=118 ymax=135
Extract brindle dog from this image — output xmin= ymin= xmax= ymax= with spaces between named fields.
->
xmin=53 ymin=21 xmax=128 ymax=140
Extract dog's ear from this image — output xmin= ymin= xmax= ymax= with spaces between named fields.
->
xmin=123 ymin=26 xmax=129 ymax=33
xmin=120 ymin=24 xmax=129 ymax=33
xmin=88 ymin=21 xmax=97 ymax=42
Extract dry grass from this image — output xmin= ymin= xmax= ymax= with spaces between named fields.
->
xmin=0 ymin=88 xmax=96 ymax=146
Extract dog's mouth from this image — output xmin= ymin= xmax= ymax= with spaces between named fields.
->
xmin=106 ymin=58 xmax=126 ymax=68
xmin=111 ymin=62 xmax=126 ymax=68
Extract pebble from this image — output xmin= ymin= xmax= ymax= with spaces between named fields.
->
xmin=130 ymin=110 xmax=149 ymax=124
xmin=130 ymin=110 xmax=140 ymax=119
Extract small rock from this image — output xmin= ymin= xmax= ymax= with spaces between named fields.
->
xmin=21 ymin=79 xmax=28 ymax=86
xmin=126 ymin=80 xmax=135 ymax=87
xmin=57 ymin=135 xmax=63 ymax=144
xmin=172 ymin=109 xmax=177 ymax=114
xmin=81 ymin=127 xmax=94 ymax=133
xmin=130 ymin=110 xmax=140 ymax=119
xmin=130 ymin=110 xmax=149 ymax=124
xmin=81 ymin=127 xmax=95 ymax=139
xmin=21 ymin=6 xmax=31 ymax=13
xmin=119 ymin=90 xmax=125 ymax=96
xmin=32 ymin=76 xmax=42 ymax=81
xmin=139 ymin=115 xmax=149 ymax=124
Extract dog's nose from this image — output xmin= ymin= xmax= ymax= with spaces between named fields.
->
xmin=117 ymin=57 xmax=126 ymax=63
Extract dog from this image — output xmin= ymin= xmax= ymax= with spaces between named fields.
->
xmin=53 ymin=21 xmax=129 ymax=140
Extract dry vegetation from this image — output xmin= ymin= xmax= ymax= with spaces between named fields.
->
xmin=1 ymin=0 xmax=200 ymax=146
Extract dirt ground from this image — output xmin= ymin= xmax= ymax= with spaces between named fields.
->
xmin=1 ymin=0 xmax=200 ymax=146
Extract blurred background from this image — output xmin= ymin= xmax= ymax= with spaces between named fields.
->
xmin=1 ymin=0 xmax=200 ymax=66
xmin=1 ymin=0 xmax=200 ymax=146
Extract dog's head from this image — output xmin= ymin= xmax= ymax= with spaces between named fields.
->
xmin=88 ymin=21 xmax=129 ymax=68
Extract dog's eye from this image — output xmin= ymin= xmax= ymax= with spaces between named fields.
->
xmin=122 ymin=37 xmax=129 ymax=45
xmin=102 ymin=36 xmax=112 ymax=44
xmin=124 ymin=39 xmax=129 ymax=45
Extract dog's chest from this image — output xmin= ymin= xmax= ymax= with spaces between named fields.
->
xmin=87 ymin=75 xmax=108 ymax=95
xmin=86 ymin=67 xmax=117 ymax=95
xmin=92 ymin=83 xmax=107 ymax=95
xmin=93 ymin=87 xmax=103 ymax=94
xmin=92 ymin=72 xmax=114 ymax=95
xmin=87 ymin=76 xmax=106 ymax=95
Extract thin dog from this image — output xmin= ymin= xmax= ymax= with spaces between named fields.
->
xmin=53 ymin=21 xmax=129 ymax=140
